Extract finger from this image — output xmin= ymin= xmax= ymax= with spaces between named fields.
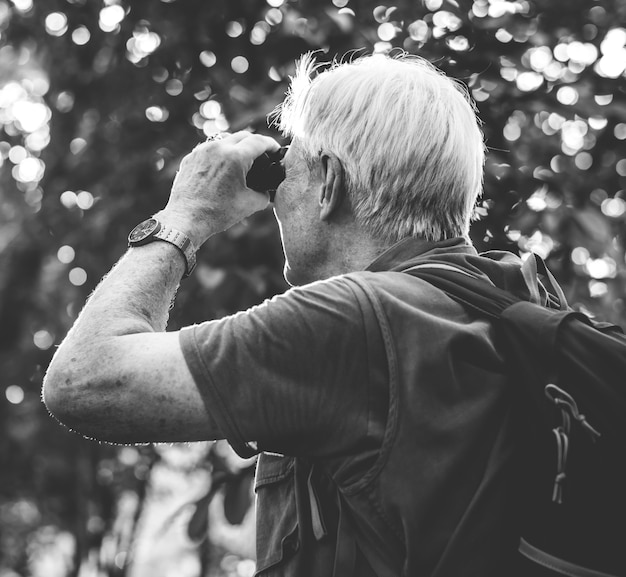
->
xmin=195 ymin=131 xmax=249 ymax=155
xmin=235 ymin=134 xmax=281 ymax=168
xmin=226 ymin=130 xmax=253 ymax=144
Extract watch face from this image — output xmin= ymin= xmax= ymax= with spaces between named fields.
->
xmin=128 ymin=218 xmax=160 ymax=244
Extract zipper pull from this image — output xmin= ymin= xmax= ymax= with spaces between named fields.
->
xmin=544 ymin=384 xmax=601 ymax=442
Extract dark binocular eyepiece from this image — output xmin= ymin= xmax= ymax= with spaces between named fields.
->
xmin=246 ymin=146 xmax=288 ymax=202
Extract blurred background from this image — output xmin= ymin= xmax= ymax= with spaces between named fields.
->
xmin=0 ymin=0 xmax=625 ymax=575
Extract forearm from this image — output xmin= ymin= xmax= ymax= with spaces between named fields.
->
xmin=45 ymin=240 xmax=184 ymax=383
xmin=71 ymin=243 xmax=181 ymax=334
xmin=43 ymin=132 xmax=279 ymax=442
xmin=42 ymin=239 xmax=206 ymax=441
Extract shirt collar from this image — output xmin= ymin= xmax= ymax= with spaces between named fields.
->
xmin=366 ymin=237 xmax=477 ymax=272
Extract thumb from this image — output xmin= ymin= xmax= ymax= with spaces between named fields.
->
xmin=238 ymin=186 xmax=271 ymax=214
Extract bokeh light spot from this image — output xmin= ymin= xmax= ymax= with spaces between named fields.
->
xmin=596 ymin=28 xmax=626 ymax=78
xmin=601 ymin=197 xmax=626 ymax=218
xmin=55 ymin=91 xmax=75 ymax=112
xmin=528 ymin=46 xmax=552 ymax=71
xmin=72 ymin=26 xmax=91 ymax=45
xmin=432 ymin=11 xmax=462 ymax=31
xmin=495 ymin=28 xmax=513 ymax=43
xmin=447 ymin=36 xmax=469 ymax=52
xmin=574 ymin=152 xmax=593 ymax=170
xmin=590 ymin=188 xmax=608 ymax=205
xmin=69 ymin=267 xmax=87 ymax=286
xmin=594 ymin=94 xmax=612 ymax=106
xmin=251 ymin=22 xmax=270 ymax=45
xmin=69 ymin=137 xmax=86 ymax=155
xmin=57 ymin=245 xmax=76 ymax=264
xmin=586 ymin=257 xmax=616 ymax=279
xmin=595 ymin=54 xmax=626 ymax=78
xmin=5 ymin=385 xmax=24 ymax=405
xmin=377 ymin=22 xmax=396 ymax=41
xmin=199 ymin=51 xmax=216 ymax=67
xmin=127 ymin=28 xmax=161 ymax=63
xmin=561 ymin=120 xmax=587 ymax=155
xmin=99 ymin=5 xmax=125 ymax=32
xmin=556 ymin=86 xmax=578 ymax=106
xmin=60 ymin=190 xmax=77 ymax=209
xmin=265 ymin=8 xmax=283 ymax=26
xmin=165 ymin=79 xmax=183 ymax=96
xmin=503 ymin=121 xmax=521 ymax=142
xmin=526 ymin=186 xmax=548 ymax=211
xmin=268 ymin=66 xmax=281 ymax=81
xmin=408 ymin=20 xmax=429 ymax=42
xmin=567 ymin=41 xmax=598 ymax=65
xmin=76 ymin=190 xmax=94 ymax=210
xmin=571 ymin=246 xmax=590 ymax=265
xmin=12 ymin=100 xmax=50 ymax=133
xmin=145 ymin=106 xmax=169 ymax=122
xmin=516 ymin=71 xmax=543 ymax=92
xmin=16 ymin=157 xmax=45 ymax=183
xmin=8 ymin=145 xmax=27 ymax=164
xmin=589 ymin=281 xmax=608 ymax=298
xmin=588 ymin=116 xmax=607 ymax=130
xmin=200 ymin=100 xmax=221 ymax=119
xmin=231 ymin=56 xmax=249 ymax=74
xmin=33 ymin=330 xmax=54 ymax=350
xmin=425 ymin=0 xmax=443 ymax=10
xmin=226 ymin=21 xmax=244 ymax=37
xmin=12 ymin=0 xmax=33 ymax=12
xmin=521 ymin=231 xmax=554 ymax=259
xmin=45 ymin=12 xmax=68 ymax=37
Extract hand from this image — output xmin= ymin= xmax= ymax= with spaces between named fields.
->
xmin=157 ymin=131 xmax=281 ymax=247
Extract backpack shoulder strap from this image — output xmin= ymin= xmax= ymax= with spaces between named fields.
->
xmin=406 ymin=254 xmax=569 ymax=314
xmin=405 ymin=262 xmax=577 ymax=353
xmin=522 ymin=253 xmax=568 ymax=310
xmin=404 ymin=263 xmax=520 ymax=320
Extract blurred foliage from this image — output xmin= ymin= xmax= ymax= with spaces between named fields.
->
xmin=0 ymin=0 xmax=625 ymax=575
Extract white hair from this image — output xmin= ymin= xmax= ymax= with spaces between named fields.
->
xmin=272 ymin=52 xmax=485 ymax=242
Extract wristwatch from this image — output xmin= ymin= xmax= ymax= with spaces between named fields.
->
xmin=128 ymin=218 xmax=197 ymax=277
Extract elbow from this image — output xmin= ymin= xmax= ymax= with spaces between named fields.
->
xmin=43 ymin=358 xmax=112 ymax=440
xmin=42 ymin=362 xmax=87 ymax=432
xmin=43 ymin=350 xmax=134 ymax=444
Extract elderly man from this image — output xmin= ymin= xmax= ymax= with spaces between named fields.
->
xmin=44 ymin=53 xmax=533 ymax=576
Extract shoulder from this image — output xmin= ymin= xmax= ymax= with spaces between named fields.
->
xmin=342 ymin=269 xmax=452 ymax=309
xmin=240 ymin=273 xmax=377 ymax=327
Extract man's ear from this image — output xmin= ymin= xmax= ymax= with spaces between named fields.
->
xmin=319 ymin=152 xmax=345 ymax=222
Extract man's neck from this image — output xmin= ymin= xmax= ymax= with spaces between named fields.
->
xmin=287 ymin=227 xmax=390 ymax=286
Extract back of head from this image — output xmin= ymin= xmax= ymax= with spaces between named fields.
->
xmin=274 ymin=52 xmax=485 ymax=242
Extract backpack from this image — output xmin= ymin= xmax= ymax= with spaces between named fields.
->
xmin=406 ymin=255 xmax=626 ymax=577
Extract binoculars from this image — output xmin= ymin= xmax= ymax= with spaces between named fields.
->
xmin=246 ymin=146 xmax=288 ymax=202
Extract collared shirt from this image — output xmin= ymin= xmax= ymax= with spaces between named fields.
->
xmin=180 ymin=238 xmax=528 ymax=576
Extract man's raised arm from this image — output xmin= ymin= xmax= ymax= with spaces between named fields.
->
xmin=43 ymin=132 xmax=280 ymax=444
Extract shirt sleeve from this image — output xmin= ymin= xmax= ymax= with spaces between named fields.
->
xmin=178 ymin=274 xmax=388 ymax=460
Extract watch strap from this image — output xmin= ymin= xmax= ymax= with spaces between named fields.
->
xmin=153 ymin=224 xmax=197 ymax=277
